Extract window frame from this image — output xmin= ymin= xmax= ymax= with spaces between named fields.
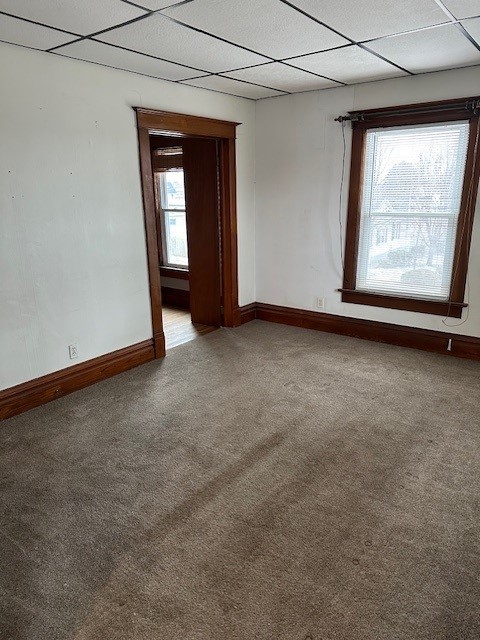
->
xmin=159 ymin=171 xmax=188 ymax=270
xmin=341 ymin=98 xmax=480 ymax=318
xmin=154 ymin=169 xmax=189 ymax=272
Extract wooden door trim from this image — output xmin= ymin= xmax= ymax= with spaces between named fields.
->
xmin=137 ymin=126 xmax=166 ymax=357
xmin=136 ymin=109 xmax=239 ymax=139
xmin=219 ymin=136 xmax=239 ymax=327
xmin=135 ymin=109 xmax=240 ymax=357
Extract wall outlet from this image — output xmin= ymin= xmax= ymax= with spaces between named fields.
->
xmin=68 ymin=344 xmax=79 ymax=359
xmin=315 ymin=297 xmax=325 ymax=309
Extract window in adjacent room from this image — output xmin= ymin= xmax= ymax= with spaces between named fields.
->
xmin=153 ymin=147 xmax=189 ymax=270
xmin=340 ymin=98 xmax=480 ymax=318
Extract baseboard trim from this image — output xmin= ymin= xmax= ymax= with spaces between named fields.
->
xmin=161 ymin=286 xmax=190 ymax=310
xmin=3 ymin=303 xmax=478 ymax=420
xmin=0 ymin=339 xmax=155 ymax=420
xmin=244 ymin=302 xmax=480 ymax=361
xmin=239 ymin=303 xmax=257 ymax=325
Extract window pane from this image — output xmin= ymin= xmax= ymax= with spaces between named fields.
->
xmin=356 ymin=122 xmax=469 ymax=300
xmin=164 ymin=209 xmax=188 ymax=267
xmin=162 ymin=170 xmax=185 ymax=210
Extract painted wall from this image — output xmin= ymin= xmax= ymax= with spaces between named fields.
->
xmin=0 ymin=43 xmax=256 ymax=389
xmin=255 ymin=66 xmax=480 ymax=337
xmin=3 ymin=43 xmax=479 ymax=391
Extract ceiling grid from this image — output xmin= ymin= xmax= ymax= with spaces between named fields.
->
xmin=0 ymin=0 xmax=478 ymax=99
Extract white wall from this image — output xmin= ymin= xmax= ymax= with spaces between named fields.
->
xmin=255 ymin=67 xmax=480 ymax=337
xmin=0 ymin=43 xmax=256 ymax=389
xmin=3 ymin=44 xmax=479 ymax=391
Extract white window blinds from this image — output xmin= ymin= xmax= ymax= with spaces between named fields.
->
xmin=356 ymin=121 xmax=470 ymax=300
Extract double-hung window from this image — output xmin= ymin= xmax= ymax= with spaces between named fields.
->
xmin=341 ymin=98 xmax=480 ymax=318
xmin=153 ymin=147 xmax=189 ymax=270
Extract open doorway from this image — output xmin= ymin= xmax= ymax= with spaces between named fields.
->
xmin=135 ymin=109 xmax=241 ymax=359
xmin=151 ymin=138 xmax=217 ymax=349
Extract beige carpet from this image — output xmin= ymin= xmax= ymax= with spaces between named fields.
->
xmin=1 ymin=320 xmax=480 ymax=640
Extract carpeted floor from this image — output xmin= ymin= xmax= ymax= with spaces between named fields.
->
xmin=1 ymin=320 xmax=480 ymax=640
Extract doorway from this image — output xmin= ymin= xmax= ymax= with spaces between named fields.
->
xmin=151 ymin=136 xmax=218 ymax=349
xmin=135 ymin=109 xmax=241 ymax=358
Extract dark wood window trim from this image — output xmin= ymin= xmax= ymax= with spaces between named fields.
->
xmin=160 ymin=266 xmax=189 ymax=281
xmin=341 ymin=97 xmax=480 ymax=319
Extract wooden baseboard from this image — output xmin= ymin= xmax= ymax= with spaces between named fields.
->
xmin=243 ymin=302 xmax=480 ymax=361
xmin=4 ymin=303 xmax=478 ymax=420
xmin=161 ymin=286 xmax=190 ymax=310
xmin=0 ymin=340 xmax=154 ymax=420
xmin=239 ymin=303 xmax=257 ymax=324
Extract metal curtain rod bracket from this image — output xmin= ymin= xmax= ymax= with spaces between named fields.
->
xmin=466 ymin=99 xmax=480 ymax=114
xmin=334 ymin=113 xmax=364 ymax=123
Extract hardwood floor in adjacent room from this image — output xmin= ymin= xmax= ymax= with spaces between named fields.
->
xmin=162 ymin=305 xmax=218 ymax=349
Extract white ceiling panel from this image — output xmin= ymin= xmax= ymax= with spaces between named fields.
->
xmin=286 ymin=0 xmax=449 ymax=41
xmin=462 ymin=16 xmax=480 ymax=42
xmin=367 ymin=24 xmax=480 ymax=73
xmin=162 ymin=0 xmax=348 ymax=59
xmin=181 ymin=75 xmax=286 ymax=99
xmin=99 ymin=13 xmax=268 ymax=72
xmin=0 ymin=13 xmax=74 ymax=50
xmin=226 ymin=62 xmax=342 ymax=92
xmin=0 ymin=0 xmax=145 ymax=36
xmin=138 ymin=0 xmax=191 ymax=8
xmin=288 ymin=45 xmax=407 ymax=84
xmin=442 ymin=0 xmax=480 ymax=19
xmin=55 ymin=39 xmax=200 ymax=81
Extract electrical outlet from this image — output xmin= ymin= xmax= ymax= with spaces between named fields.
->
xmin=68 ymin=344 xmax=78 ymax=359
xmin=315 ymin=297 xmax=325 ymax=309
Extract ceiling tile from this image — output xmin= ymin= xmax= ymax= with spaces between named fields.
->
xmin=99 ymin=13 xmax=268 ymax=72
xmin=462 ymin=16 xmax=480 ymax=42
xmin=138 ymin=0 xmax=192 ymax=8
xmin=442 ymin=0 xmax=480 ymax=19
xmin=367 ymin=24 xmax=480 ymax=73
xmin=181 ymin=75 xmax=286 ymax=99
xmin=0 ymin=0 xmax=146 ymax=36
xmin=286 ymin=0 xmax=448 ymax=41
xmin=55 ymin=39 xmax=200 ymax=81
xmin=0 ymin=13 xmax=75 ymax=50
xmin=162 ymin=0 xmax=348 ymax=59
xmin=226 ymin=63 xmax=342 ymax=93
xmin=288 ymin=45 xmax=407 ymax=84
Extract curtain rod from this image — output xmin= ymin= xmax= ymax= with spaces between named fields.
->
xmin=334 ymin=98 xmax=480 ymax=123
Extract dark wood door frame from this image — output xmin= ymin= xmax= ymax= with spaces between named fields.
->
xmin=135 ymin=108 xmax=241 ymax=358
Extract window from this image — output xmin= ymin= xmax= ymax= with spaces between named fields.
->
xmin=391 ymin=221 xmax=401 ymax=240
xmin=341 ymin=98 xmax=480 ymax=318
xmin=153 ymin=147 xmax=188 ymax=269
xmin=375 ymin=226 xmax=388 ymax=245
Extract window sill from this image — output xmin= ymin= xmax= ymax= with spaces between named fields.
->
xmin=339 ymin=289 xmax=466 ymax=318
xmin=160 ymin=266 xmax=189 ymax=281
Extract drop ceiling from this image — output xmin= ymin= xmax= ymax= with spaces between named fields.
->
xmin=0 ymin=0 xmax=479 ymax=100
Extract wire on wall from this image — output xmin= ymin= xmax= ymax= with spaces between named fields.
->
xmin=338 ymin=118 xmax=347 ymax=273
